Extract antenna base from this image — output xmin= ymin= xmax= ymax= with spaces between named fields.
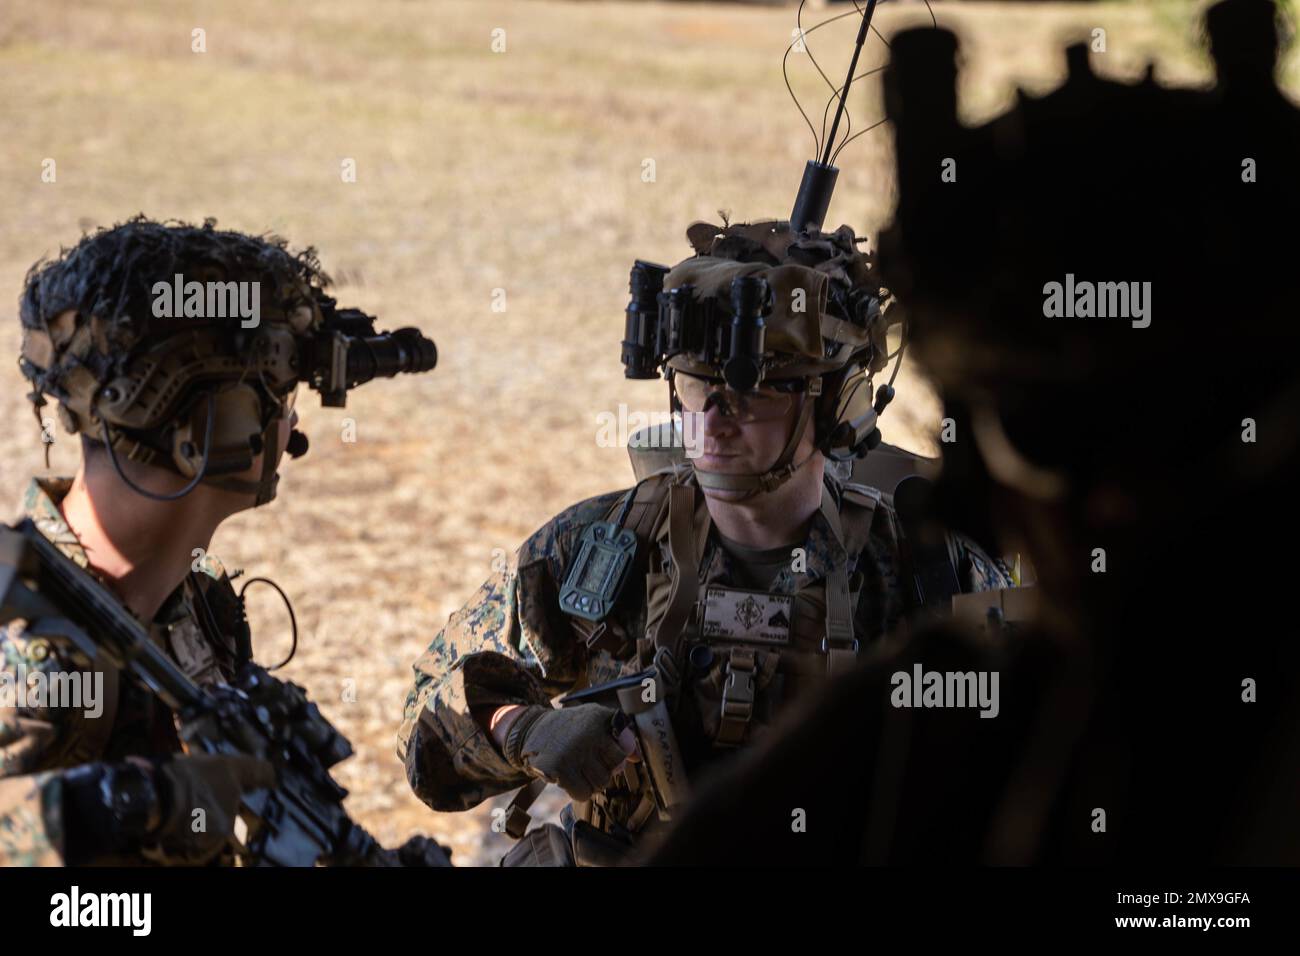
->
xmin=790 ymin=160 xmax=839 ymax=235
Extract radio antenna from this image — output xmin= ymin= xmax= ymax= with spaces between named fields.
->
xmin=791 ymin=0 xmax=881 ymax=234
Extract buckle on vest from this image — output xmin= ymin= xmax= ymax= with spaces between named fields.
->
xmin=717 ymin=648 xmax=756 ymax=747
xmin=821 ymin=636 xmax=860 ymax=680
xmin=820 ymin=636 xmax=860 ymax=654
xmin=581 ymin=620 xmax=630 ymax=657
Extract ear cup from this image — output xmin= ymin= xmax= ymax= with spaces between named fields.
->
xmin=170 ymin=384 xmax=265 ymax=477
xmin=823 ymin=368 xmax=877 ymax=458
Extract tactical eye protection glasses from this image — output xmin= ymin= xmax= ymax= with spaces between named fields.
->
xmin=672 ymin=370 xmax=807 ymax=423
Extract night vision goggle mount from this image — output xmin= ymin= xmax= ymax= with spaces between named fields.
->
xmin=618 ymin=0 xmax=895 ymax=450
xmin=620 ymin=257 xmax=893 ymax=464
xmin=306 ymin=296 xmax=438 ymax=408
xmin=613 ymin=0 xmax=900 ymax=497
xmin=622 ymin=262 xmax=775 ymax=393
xmin=42 ymin=292 xmax=438 ymax=505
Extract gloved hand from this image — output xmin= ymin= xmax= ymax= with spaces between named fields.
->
xmin=146 ymin=753 xmax=277 ymax=864
xmin=364 ymin=834 xmax=454 ymax=868
xmin=503 ymin=704 xmax=632 ymax=801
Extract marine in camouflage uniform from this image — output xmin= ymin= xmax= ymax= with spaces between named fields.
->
xmin=398 ymin=218 xmax=1013 ymax=861
xmin=0 ymin=217 xmax=438 ymax=866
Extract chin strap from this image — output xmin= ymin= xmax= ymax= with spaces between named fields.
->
xmin=690 ymin=379 xmax=822 ymax=501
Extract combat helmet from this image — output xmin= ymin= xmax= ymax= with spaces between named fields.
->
xmin=615 ymin=0 xmax=915 ymax=499
xmin=18 ymin=217 xmax=436 ymax=506
xmin=621 ymin=216 xmax=902 ymax=500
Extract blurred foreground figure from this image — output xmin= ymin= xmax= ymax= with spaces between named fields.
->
xmin=646 ymin=0 xmax=1300 ymax=865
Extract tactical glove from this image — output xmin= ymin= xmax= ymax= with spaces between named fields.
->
xmin=503 ymin=703 xmax=628 ymax=801
xmin=363 ymin=834 xmax=454 ymax=867
xmin=146 ymin=753 xmax=277 ymax=864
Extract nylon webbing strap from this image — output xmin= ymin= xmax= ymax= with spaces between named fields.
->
xmin=615 ymin=472 xmax=675 ymax=542
xmin=649 ymin=483 xmax=705 ymax=663
xmin=503 ymin=777 xmax=549 ymax=839
xmin=717 ymin=646 xmax=757 ymax=747
xmin=818 ymin=485 xmax=859 ymax=679
xmin=838 ymin=483 xmax=881 ymax=555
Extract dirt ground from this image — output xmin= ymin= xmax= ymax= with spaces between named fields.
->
xmin=0 ymin=0 xmax=1286 ymax=864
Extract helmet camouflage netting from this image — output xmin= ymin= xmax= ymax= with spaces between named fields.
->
xmin=664 ymin=217 xmax=898 ymax=380
xmin=18 ymin=215 xmax=328 ymax=440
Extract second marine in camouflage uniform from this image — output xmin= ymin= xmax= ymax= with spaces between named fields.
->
xmin=399 ymin=218 xmax=1013 ymax=858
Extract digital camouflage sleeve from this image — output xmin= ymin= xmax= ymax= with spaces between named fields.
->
xmin=1 ymin=480 xmax=113 ymax=865
xmin=0 ymin=728 xmax=68 ymax=865
xmin=397 ymin=477 xmax=1013 ymax=813
xmin=0 ymin=613 xmax=99 ymax=866
xmin=397 ymin=490 xmax=630 ymax=813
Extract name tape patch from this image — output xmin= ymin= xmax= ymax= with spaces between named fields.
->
xmin=702 ymin=587 xmax=793 ymax=645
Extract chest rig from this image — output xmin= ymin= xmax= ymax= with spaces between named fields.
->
xmin=544 ymin=468 xmax=883 ymax=846
xmin=602 ymin=467 xmax=880 ymax=748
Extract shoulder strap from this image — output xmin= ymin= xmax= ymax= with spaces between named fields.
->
xmin=648 ymin=481 xmax=710 ymax=663
xmin=603 ymin=467 xmax=680 ymax=546
xmin=818 ymin=485 xmax=860 ymax=679
xmin=559 ymin=469 xmax=681 ymax=655
xmin=837 ymin=481 xmax=883 ymax=557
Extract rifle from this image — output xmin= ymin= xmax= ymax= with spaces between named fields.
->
xmin=0 ymin=520 xmax=449 ymax=867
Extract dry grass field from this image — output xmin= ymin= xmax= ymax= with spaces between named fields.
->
xmin=0 ymin=0 xmax=1291 ymax=864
